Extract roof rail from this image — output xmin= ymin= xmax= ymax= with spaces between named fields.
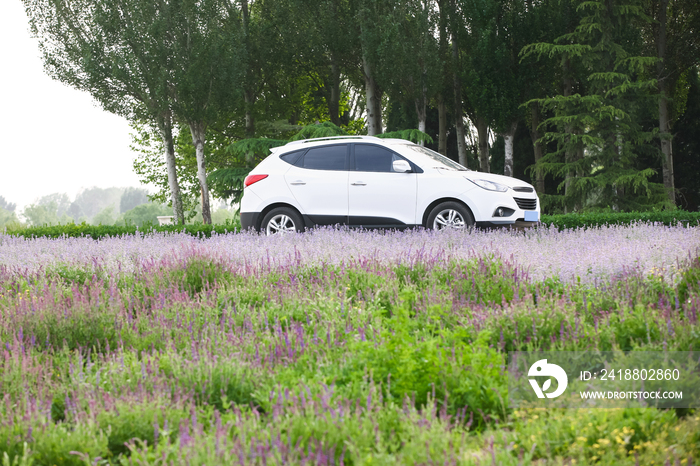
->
xmin=285 ymin=135 xmax=380 ymax=146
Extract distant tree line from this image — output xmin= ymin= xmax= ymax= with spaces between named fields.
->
xmin=0 ymin=187 xmax=237 ymax=229
xmin=22 ymin=0 xmax=700 ymax=217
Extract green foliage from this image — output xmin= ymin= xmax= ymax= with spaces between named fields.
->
xmin=674 ymin=68 xmax=700 ymax=211
xmin=288 ymin=122 xmax=349 ymax=141
xmin=339 ymin=299 xmax=506 ymax=429
xmin=208 ymin=137 xmax=288 ymax=206
xmin=1 ymin=243 xmax=699 ymax=463
xmin=23 ymin=423 xmax=109 ymax=466
xmin=4 ymin=222 xmax=240 ymax=240
xmin=116 ymin=203 xmax=172 ymax=228
xmin=168 ymin=257 xmax=234 ymax=297
xmin=95 ymin=402 xmax=189 ymax=459
xmin=0 ymin=197 xmax=16 ymax=213
xmin=540 ymin=210 xmax=700 ymax=230
xmin=377 ymin=129 xmax=434 ymax=144
xmin=47 ymin=264 xmax=107 ymax=286
xmin=91 ymin=205 xmax=118 ymax=226
xmin=130 ymin=122 xmax=200 ymax=220
xmin=1 ymin=443 xmax=32 ymax=466
xmin=119 ymin=187 xmax=149 ymax=213
xmin=501 ymin=406 xmax=697 ymax=464
xmin=0 ymin=208 xmax=19 ymax=230
xmin=72 ymin=188 xmax=125 ymax=221
xmin=521 ymin=0 xmax=664 ymax=212
xmin=678 ymin=256 xmax=700 ymax=304
xmin=207 ymin=167 xmax=251 ymax=207
xmin=6 ymin=211 xmax=698 ymax=239
xmin=225 ymin=138 xmax=288 ymax=161
xmin=22 ymin=202 xmax=73 ymax=227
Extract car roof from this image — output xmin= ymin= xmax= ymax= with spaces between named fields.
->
xmin=271 ymin=136 xmax=414 ymax=154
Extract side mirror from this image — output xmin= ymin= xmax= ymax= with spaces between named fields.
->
xmin=392 ymin=159 xmax=412 ymax=173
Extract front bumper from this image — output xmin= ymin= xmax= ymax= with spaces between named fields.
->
xmin=475 ymin=219 xmax=539 ymax=230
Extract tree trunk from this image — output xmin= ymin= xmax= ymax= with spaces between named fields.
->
xmin=659 ymin=84 xmax=675 ymax=205
xmin=575 ymin=136 xmax=584 ymax=211
xmin=476 ymin=116 xmax=490 ymax=173
xmin=242 ymin=0 xmax=255 ymax=138
xmin=363 ymin=56 xmax=382 ymax=136
xmin=363 ymin=56 xmax=377 ymax=136
xmin=328 ymin=58 xmax=341 ymax=126
xmin=157 ymin=113 xmax=184 ymax=225
xmin=244 ymin=90 xmax=255 ymax=138
xmin=563 ymin=59 xmax=574 ymax=212
xmin=529 ymin=103 xmax=545 ymax=194
xmin=437 ymin=0 xmax=449 ymax=156
xmin=451 ymin=39 xmax=468 ymax=167
xmin=656 ymin=0 xmax=675 ymax=206
xmin=373 ymin=89 xmax=383 ymax=135
xmin=438 ymin=95 xmax=447 ymax=155
xmin=502 ymin=120 xmax=518 ymax=177
xmin=189 ymin=121 xmax=212 ymax=224
xmin=415 ymin=85 xmax=427 ymax=146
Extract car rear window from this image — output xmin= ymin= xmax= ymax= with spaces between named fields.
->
xmin=279 ymin=149 xmax=305 ymax=166
xmin=300 ymin=145 xmax=347 ymax=171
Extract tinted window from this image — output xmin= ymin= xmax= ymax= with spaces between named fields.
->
xmin=279 ymin=149 xmax=305 ymax=166
xmin=354 ymin=145 xmax=398 ymax=172
xmin=301 ymin=145 xmax=347 ymax=171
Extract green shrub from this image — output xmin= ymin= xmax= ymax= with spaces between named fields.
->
xmin=4 ymin=210 xmax=698 ymax=239
xmin=678 ymin=256 xmax=700 ymax=303
xmin=541 ymin=210 xmax=700 ymax=230
xmin=6 ymin=222 xmax=240 ymax=240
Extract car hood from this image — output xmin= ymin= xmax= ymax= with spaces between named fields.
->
xmin=461 ymin=171 xmax=534 ymax=190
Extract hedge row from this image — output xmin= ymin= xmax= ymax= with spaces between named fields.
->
xmin=540 ymin=210 xmax=700 ymax=230
xmin=2 ymin=222 xmax=240 ymax=240
xmin=3 ymin=211 xmax=699 ymax=240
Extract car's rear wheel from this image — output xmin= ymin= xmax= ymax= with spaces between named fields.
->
xmin=261 ymin=207 xmax=304 ymax=235
xmin=427 ymin=202 xmax=474 ymax=230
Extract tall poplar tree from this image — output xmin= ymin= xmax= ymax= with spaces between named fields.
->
xmin=169 ymin=0 xmax=243 ymax=224
xmin=24 ymin=0 xmax=187 ymax=224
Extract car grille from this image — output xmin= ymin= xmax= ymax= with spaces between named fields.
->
xmin=513 ymin=186 xmax=534 ymax=193
xmin=514 ymin=197 xmax=537 ymax=210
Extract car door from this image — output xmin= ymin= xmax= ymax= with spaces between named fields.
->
xmin=348 ymin=144 xmax=417 ymax=226
xmin=283 ymin=144 xmax=349 ymax=225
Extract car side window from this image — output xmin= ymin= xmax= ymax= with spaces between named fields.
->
xmin=354 ymin=144 xmax=407 ymax=172
xmin=300 ymin=145 xmax=347 ymax=171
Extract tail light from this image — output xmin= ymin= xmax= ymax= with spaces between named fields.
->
xmin=244 ymin=174 xmax=268 ymax=187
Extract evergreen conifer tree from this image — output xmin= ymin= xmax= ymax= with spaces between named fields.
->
xmin=522 ymin=0 xmax=666 ymax=211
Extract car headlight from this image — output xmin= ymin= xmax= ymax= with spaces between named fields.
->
xmin=466 ymin=178 xmax=509 ymax=193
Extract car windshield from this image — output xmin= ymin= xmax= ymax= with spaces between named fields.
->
xmin=402 ymin=145 xmax=469 ymax=171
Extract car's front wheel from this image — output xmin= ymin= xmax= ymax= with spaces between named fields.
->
xmin=261 ymin=207 xmax=304 ymax=235
xmin=427 ymin=202 xmax=474 ymax=230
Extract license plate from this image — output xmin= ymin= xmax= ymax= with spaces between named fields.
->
xmin=524 ymin=211 xmax=539 ymax=222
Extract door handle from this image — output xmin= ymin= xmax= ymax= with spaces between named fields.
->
xmin=290 ymin=180 xmax=306 ymax=185
xmin=351 ymin=181 xmax=367 ymax=186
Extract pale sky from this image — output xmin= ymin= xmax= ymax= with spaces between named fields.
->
xmin=0 ymin=1 xmax=150 ymax=213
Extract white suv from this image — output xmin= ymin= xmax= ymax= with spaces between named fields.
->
xmin=240 ymin=136 xmax=539 ymax=234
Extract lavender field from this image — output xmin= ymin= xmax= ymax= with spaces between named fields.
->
xmin=0 ymin=224 xmax=699 ymax=465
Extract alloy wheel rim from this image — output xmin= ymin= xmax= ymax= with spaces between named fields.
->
xmin=266 ymin=214 xmax=296 ymax=235
xmin=433 ymin=209 xmax=466 ymax=230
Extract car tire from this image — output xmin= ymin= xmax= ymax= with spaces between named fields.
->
xmin=261 ymin=207 xmax=304 ymax=235
xmin=426 ymin=202 xmax=474 ymax=230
